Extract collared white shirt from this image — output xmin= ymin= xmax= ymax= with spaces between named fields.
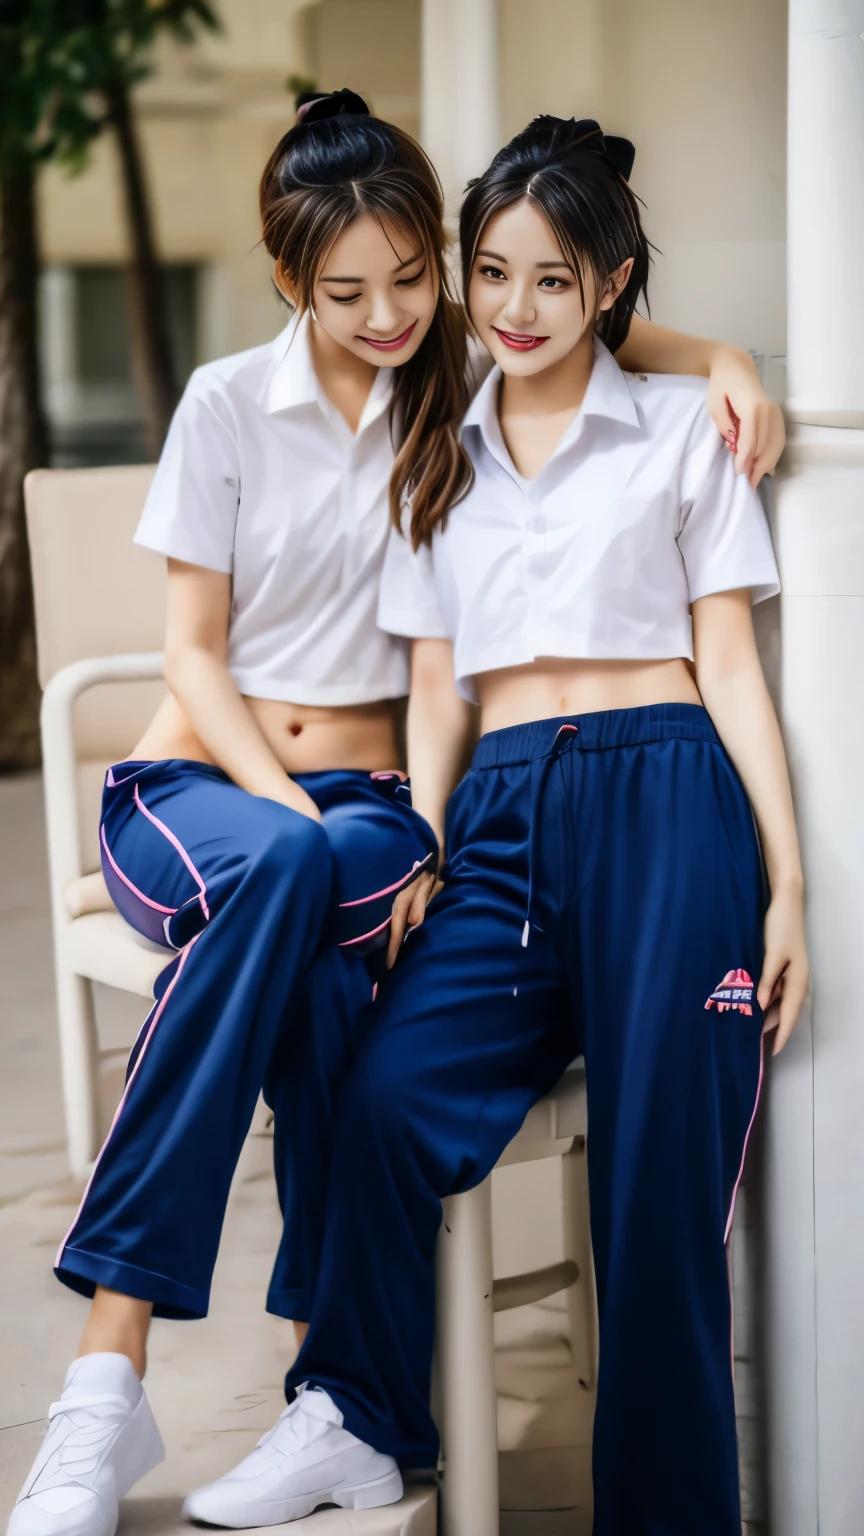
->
xmin=135 ymin=310 xmax=410 ymax=705
xmin=378 ymin=338 xmax=780 ymax=702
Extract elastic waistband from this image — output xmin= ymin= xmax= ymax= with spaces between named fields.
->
xmin=472 ymin=703 xmax=720 ymax=769
xmin=105 ymin=759 xmax=398 ymax=789
xmin=105 ymin=759 xmax=230 ymax=787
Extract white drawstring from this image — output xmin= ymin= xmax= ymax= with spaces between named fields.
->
xmin=522 ymin=725 xmax=579 ymax=947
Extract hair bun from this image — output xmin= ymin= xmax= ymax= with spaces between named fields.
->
xmin=296 ymin=89 xmax=370 ymax=126
xmin=528 ymin=115 xmax=636 ymax=181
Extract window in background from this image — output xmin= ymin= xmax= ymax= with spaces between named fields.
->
xmin=40 ymin=264 xmax=201 ymax=466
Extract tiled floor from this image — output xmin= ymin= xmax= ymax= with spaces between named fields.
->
xmin=0 ymin=772 xmax=765 ymax=1535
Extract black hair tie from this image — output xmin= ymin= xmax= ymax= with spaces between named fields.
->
xmin=296 ymin=88 xmax=370 ymax=125
xmin=560 ymin=117 xmax=636 ymax=181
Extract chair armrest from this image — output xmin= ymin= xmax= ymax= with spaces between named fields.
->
xmin=41 ymin=653 xmax=164 ymax=910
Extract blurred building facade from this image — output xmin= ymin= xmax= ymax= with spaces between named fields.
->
xmin=38 ymin=0 xmax=421 ymax=462
xmin=37 ymin=0 xmax=787 ymax=462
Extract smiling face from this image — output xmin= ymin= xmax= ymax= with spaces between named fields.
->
xmin=279 ymin=210 xmax=439 ymax=367
xmin=467 ymin=197 xmax=632 ymax=377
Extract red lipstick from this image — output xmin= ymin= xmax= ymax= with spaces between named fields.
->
xmin=493 ymin=328 xmax=549 ymax=352
xmin=359 ymin=322 xmax=417 ymax=353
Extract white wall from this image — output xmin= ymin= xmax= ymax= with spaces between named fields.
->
xmin=500 ymin=0 xmax=788 ymax=387
xmin=308 ymin=0 xmax=421 ymax=140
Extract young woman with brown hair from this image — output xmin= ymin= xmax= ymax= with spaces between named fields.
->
xmin=10 ymin=93 xmax=787 ymax=1536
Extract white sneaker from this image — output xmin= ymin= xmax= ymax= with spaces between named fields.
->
xmin=181 ymin=1385 xmax=403 ymax=1527
xmin=7 ymin=1354 xmax=164 ymax=1536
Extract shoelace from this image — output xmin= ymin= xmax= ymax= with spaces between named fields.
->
xmin=39 ymin=1394 xmax=132 ymax=1480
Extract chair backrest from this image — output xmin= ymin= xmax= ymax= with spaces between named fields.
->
xmin=25 ymin=464 xmax=165 ymax=681
xmin=25 ymin=465 xmax=168 ymax=872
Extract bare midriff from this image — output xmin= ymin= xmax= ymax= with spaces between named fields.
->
xmin=128 ymin=691 xmax=402 ymax=775
xmin=477 ymin=657 xmax=702 ymax=735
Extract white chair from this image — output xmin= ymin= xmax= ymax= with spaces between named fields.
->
xmin=436 ymin=1061 xmax=596 ymax=1536
xmin=25 ymin=464 xmax=167 ymax=1177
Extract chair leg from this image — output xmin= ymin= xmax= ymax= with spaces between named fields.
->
xmin=436 ymin=1177 xmax=499 ymax=1536
xmin=55 ymin=964 xmax=100 ymax=1178
xmin=562 ymin=1137 xmax=599 ymax=1391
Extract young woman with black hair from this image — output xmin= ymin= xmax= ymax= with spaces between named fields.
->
xmin=10 ymin=97 xmax=790 ymax=1536
xmin=248 ymin=119 xmax=803 ymax=1534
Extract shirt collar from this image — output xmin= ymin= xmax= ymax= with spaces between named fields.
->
xmin=461 ymin=334 xmax=640 ymax=453
xmin=580 ymin=336 xmax=641 ymax=427
xmin=262 ymin=308 xmax=394 ymax=431
xmin=263 ymin=310 xmax=320 ymax=414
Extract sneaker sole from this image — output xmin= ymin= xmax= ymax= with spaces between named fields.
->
xmin=183 ymin=1468 xmax=404 ymax=1527
xmin=334 ymin=1468 xmax=404 ymax=1512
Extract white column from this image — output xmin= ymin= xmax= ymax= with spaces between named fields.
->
xmin=421 ymin=0 xmax=500 ymax=216
xmin=767 ymin=5 xmax=864 ymax=1533
xmin=39 ymin=266 xmax=77 ymax=428
xmin=786 ymin=0 xmax=864 ymax=424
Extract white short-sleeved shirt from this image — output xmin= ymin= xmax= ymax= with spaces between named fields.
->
xmin=135 ymin=310 xmax=410 ymax=706
xmin=378 ymin=338 xmax=780 ymax=702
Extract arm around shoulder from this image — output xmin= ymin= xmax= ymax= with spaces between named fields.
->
xmin=616 ymin=314 xmax=785 ymax=485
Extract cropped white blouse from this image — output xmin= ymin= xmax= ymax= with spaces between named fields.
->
xmin=378 ymin=338 xmax=780 ymax=702
xmin=135 ymin=310 xmax=410 ymax=706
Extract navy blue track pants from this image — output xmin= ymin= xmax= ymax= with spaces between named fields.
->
xmin=287 ymin=705 xmax=766 ymax=1535
xmin=55 ymin=759 xmax=435 ymax=1322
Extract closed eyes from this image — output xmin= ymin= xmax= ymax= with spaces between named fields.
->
xmin=327 ymin=263 xmax=428 ymax=306
xmin=396 ymin=266 xmax=426 ymax=287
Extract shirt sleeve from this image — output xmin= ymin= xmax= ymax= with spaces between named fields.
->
xmin=134 ymin=367 xmax=240 ymax=574
xmin=677 ymin=399 xmax=780 ymax=605
xmin=377 ymin=511 xmax=450 ymax=640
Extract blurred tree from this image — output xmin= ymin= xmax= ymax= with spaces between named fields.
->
xmin=0 ymin=0 xmax=89 ymax=767
xmin=0 ymin=0 xmax=216 ymax=766
xmin=43 ymin=0 xmax=220 ymax=454
xmin=288 ymin=74 xmax=320 ymax=105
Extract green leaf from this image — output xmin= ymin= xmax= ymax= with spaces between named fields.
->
xmin=0 ymin=0 xmax=220 ymax=171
